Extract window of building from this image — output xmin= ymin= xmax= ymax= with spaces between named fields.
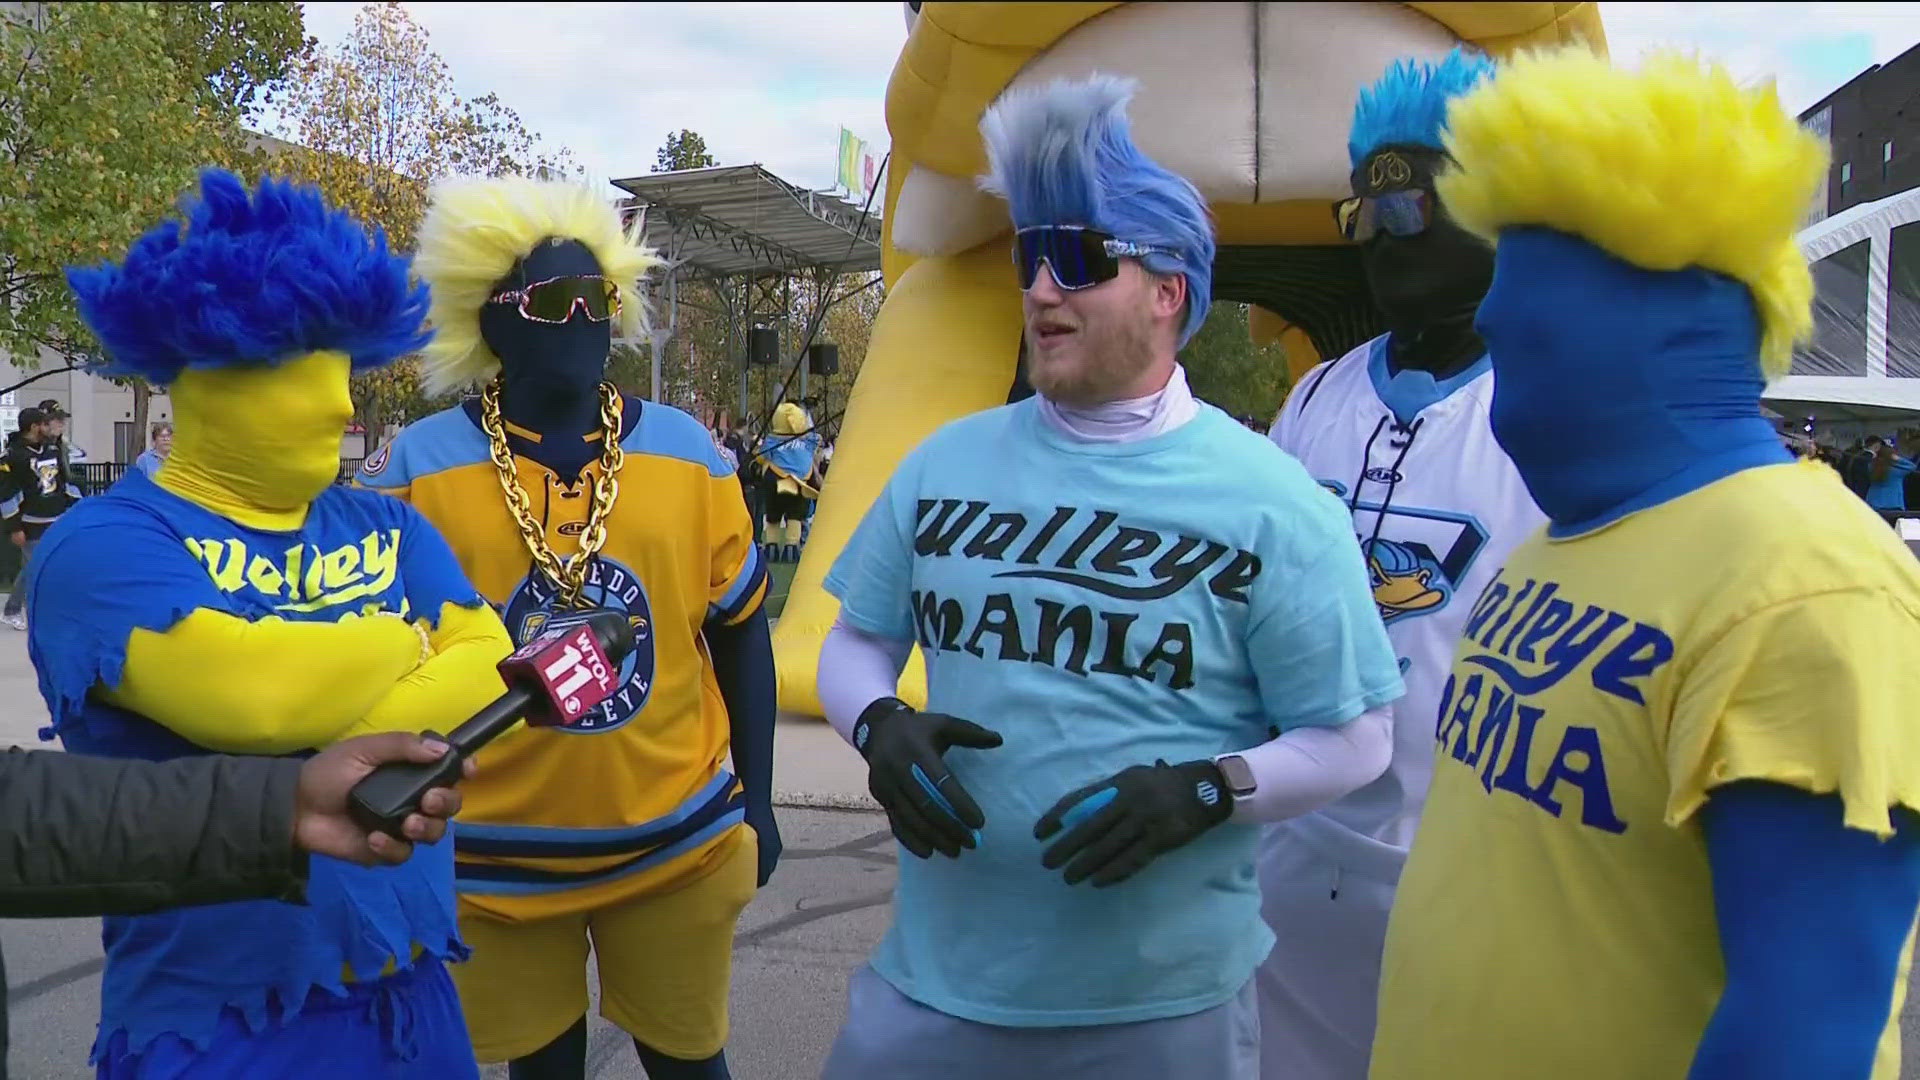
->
xmin=1793 ymin=239 xmax=1871 ymax=377
xmin=1840 ymin=160 xmax=1853 ymax=200
xmin=1886 ymin=140 xmax=1896 ymax=182
xmin=113 ymin=421 xmax=136 ymax=464
xmin=1890 ymin=222 xmax=1920 ymax=378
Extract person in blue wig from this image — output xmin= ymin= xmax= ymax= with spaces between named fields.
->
xmin=1256 ymin=48 xmax=1546 ymax=1080
xmin=1370 ymin=49 xmax=1920 ymax=1080
xmin=812 ymin=73 xmax=1402 ymax=1080
xmin=27 ymin=168 xmax=515 ymax=1079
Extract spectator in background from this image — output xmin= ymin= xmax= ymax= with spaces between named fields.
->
xmin=1865 ymin=434 xmax=1916 ymax=514
xmin=730 ymin=417 xmax=763 ymax=545
xmin=1 ymin=407 xmax=83 ymax=630
xmin=134 ymin=421 xmax=173 ymax=478
xmin=33 ymin=400 xmax=87 ymax=463
xmin=1839 ymin=437 xmax=1873 ymax=498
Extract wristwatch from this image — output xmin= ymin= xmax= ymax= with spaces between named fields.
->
xmin=1215 ymin=753 xmax=1258 ymax=802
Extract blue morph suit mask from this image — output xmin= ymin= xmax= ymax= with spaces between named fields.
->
xmin=1477 ymin=228 xmax=1790 ymax=537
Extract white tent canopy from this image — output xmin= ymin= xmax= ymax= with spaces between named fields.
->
xmin=1764 ymin=187 xmax=1920 ymax=426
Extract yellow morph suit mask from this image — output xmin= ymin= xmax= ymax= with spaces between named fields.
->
xmin=157 ymin=349 xmax=355 ymax=532
xmin=771 ymin=1 xmax=1609 ymax=717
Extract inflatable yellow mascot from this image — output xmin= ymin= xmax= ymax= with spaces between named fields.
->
xmin=775 ymin=1 xmax=1607 ymax=715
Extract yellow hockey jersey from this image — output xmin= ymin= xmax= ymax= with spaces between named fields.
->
xmin=358 ymin=397 xmax=767 ymax=921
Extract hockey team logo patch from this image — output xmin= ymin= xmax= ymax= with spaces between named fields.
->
xmin=503 ymin=555 xmax=655 ymax=733
xmin=1322 ymin=482 xmax=1489 ymax=627
xmin=360 ymin=442 xmax=391 ymax=477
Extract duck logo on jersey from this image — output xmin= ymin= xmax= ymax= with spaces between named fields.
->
xmin=1324 ymin=481 xmax=1489 ymax=627
xmin=502 ymin=555 xmax=655 ymax=733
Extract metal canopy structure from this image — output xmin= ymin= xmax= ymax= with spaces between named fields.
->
xmin=613 ymin=164 xmax=882 ymax=279
xmin=608 ymin=163 xmax=885 ymax=420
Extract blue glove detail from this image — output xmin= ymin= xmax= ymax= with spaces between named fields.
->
xmin=1057 ymin=785 xmax=1119 ymax=835
xmin=913 ymin=762 xmax=982 ymax=846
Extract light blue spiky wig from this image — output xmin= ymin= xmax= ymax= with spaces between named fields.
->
xmin=978 ymin=74 xmax=1214 ymax=346
xmin=1349 ymin=48 xmax=1497 ymax=169
xmin=65 ymin=169 xmax=431 ymax=386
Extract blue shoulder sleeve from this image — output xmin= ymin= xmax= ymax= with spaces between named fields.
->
xmin=1691 ymin=780 xmax=1920 ymax=1079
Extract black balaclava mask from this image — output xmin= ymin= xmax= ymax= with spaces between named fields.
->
xmin=1354 ymin=145 xmax=1495 ymax=379
xmin=480 ymin=238 xmax=612 ymax=453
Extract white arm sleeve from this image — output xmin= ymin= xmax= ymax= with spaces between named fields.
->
xmin=818 ymin=616 xmax=915 ymax=747
xmin=1219 ymin=707 xmax=1393 ymax=824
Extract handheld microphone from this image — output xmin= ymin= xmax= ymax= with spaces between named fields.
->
xmin=348 ymin=610 xmax=637 ymax=839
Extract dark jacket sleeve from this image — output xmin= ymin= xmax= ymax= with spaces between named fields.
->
xmin=0 ymin=748 xmax=309 ymax=918
xmin=0 ymin=449 xmax=22 ymax=531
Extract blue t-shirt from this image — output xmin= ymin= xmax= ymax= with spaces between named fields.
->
xmin=760 ymin=430 xmax=820 ymax=482
xmin=24 ymin=468 xmax=484 ymax=1061
xmin=1866 ymin=455 xmax=1915 ymax=511
xmin=824 ymin=400 xmax=1404 ymax=1028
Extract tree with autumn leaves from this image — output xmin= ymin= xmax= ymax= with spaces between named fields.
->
xmin=1 ymin=1 xmax=574 ymax=452
xmin=275 ymin=1 xmax=576 ymax=446
xmin=0 ymin=1 xmax=310 ymax=437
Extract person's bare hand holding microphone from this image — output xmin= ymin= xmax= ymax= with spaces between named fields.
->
xmin=296 ymin=733 xmax=475 ymax=866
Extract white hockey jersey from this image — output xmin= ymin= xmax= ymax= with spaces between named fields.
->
xmin=1267 ymin=335 xmax=1543 ymax=868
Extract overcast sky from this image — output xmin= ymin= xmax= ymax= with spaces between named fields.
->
xmin=294 ymin=1 xmax=1920 ymax=197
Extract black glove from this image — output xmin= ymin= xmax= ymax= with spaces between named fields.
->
xmin=854 ymin=697 xmax=1003 ymax=860
xmin=1033 ymin=759 xmax=1234 ymax=887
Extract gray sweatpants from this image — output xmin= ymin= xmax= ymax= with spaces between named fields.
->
xmin=820 ymin=964 xmax=1259 ymax=1080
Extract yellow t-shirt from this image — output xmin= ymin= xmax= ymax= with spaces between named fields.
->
xmin=1372 ymin=461 xmax=1920 ymax=1079
xmin=358 ymin=398 xmax=767 ymax=922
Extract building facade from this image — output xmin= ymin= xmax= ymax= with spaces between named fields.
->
xmin=1801 ymin=42 xmax=1920 ymax=224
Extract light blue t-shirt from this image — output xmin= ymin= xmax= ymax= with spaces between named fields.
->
xmin=824 ymin=399 xmax=1404 ymax=1028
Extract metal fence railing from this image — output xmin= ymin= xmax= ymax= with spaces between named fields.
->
xmin=71 ymin=459 xmax=368 ymax=496
xmin=2 ymin=459 xmax=372 ymax=587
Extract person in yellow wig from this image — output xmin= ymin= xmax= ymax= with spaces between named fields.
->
xmin=356 ymin=175 xmax=777 ymax=1080
xmin=28 ymin=168 xmax=515 ymax=1078
xmin=755 ymin=400 xmax=822 ymax=565
xmin=1370 ymin=48 xmax=1920 ymax=1079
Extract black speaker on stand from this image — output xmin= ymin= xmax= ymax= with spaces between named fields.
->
xmin=807 ymin=342 xmax=839 ymax=376
xmin=749 ymin=326 xmax=779 ymax=366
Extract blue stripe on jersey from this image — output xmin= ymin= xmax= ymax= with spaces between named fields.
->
xmin=624 ymin=403 xmax=732 ymax=477
xmin=454 ymin=795 xmax=745 ymax=895
xmin=454 ymin=769 xmax=736 ymax=857
xmin=1365 ymin=334 xmax=1490 ymax=426
xmin=361 ymin=406 xmax=490 ymax=489
xmin=710 ymin=546 xmax=767 ymax=624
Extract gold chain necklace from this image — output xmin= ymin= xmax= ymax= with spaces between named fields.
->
xmin=480 ymin=379 xmax=625 ymax=610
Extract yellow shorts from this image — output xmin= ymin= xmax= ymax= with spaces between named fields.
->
xmin=450 ymin=829 xmax=758 ymax=1062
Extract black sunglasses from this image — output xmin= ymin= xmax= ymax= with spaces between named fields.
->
xmin=1332 ymin=189 xmax=1435 ymax=244
xmin=488 ymin=274 xmax=621 ymax=324
xmin=1013 ymin=225 xmax=1178 ymax=291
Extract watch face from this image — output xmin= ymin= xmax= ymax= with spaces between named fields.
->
xmin=1218 ymin=755 xmax=1256 ymax=796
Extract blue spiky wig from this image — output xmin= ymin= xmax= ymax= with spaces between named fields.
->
xmin=1349 ymin=48 xmax=1497 ymax=169
xmin=978 ymin=74 xmax=1214 ymax=346
xmin=64 ymin=169 xmax=431 ymax=386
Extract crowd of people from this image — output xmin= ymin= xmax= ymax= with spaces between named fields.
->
xmin=3 ymin=40 xmax=1920 ymax=1080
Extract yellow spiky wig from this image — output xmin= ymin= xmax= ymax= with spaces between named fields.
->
xmin=1437 ymin=48 xmax=1829 ymax=377
xmin=413 ymin=175 xmax=664 ymax=397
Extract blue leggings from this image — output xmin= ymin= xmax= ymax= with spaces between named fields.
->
xmin=95 ymin=959 xmax=477 ymax=1080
